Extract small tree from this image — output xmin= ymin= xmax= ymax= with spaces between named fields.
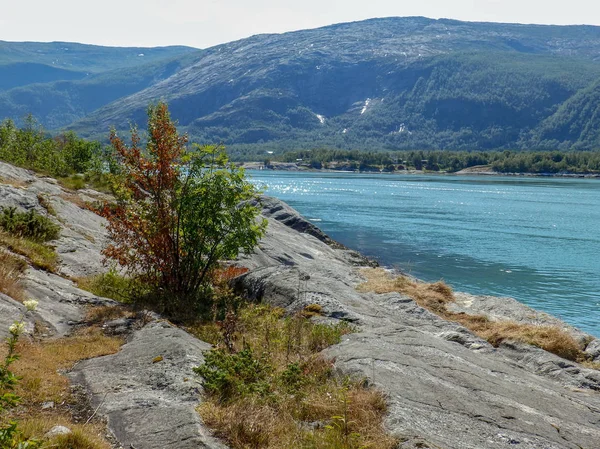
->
xmin=99 ymin=103 xmax=266 ymax=315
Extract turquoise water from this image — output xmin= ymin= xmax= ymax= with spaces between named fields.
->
xmin=247 ymin=171 xmax=600 ymax=337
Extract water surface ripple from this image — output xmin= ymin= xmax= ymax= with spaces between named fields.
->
xmin=248 ymin=171 xmax=600 ymax=337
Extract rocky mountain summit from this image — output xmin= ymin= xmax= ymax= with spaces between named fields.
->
xmin=0 ymin=164 xmax=599 ymax=448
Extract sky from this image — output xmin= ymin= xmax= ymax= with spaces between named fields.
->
xmin=1 ymin=0 xmax=600 ymax=49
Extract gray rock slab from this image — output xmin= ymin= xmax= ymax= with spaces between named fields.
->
xmin=238 ymin=197 xmax=600 ymax=449
xmin=50 ymin=195 xmax=109 ymax=277
xmin=0 ymin=164 xmax=109 ymax=277
xmin=23 ymin=268 xmax=115 ymax=336
xmin=0 ymin=292 xmax=37 ymax=337
xmin=70 ymin=321 xmax=227 ymax=449
xmin=0 ymin=162 xmax=36 ymax=184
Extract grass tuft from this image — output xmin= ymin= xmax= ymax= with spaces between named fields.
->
xmin=190 ymin=304 xmax=396 ymax=449
xmin=76 ymin=269 xmax=140 ymax=303
xmin=302 ymin=303 xmax=324 ymax=318
xmin=0 ymin=250 xmax=27 ymax=301
xmin=0 ymin=231 xmax=58 ymax=272
xmin=358 ymin=268 xmax=588 ymax=363
xmin=58 ymin=174 xmax=86 ymax=191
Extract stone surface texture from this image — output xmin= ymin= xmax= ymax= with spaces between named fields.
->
xmin=236 ymin=195 xmax=600 ymax=449
xmin=2 ymin=165 xmax=600 ymax=449
xmin=0 ymin=163 xmax=228 ymax=449
xmin=70 ymin=321 xmax=227 ymax=449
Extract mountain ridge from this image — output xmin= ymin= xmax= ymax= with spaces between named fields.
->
xmin=2 ymin=17 xmax=600 ymax=153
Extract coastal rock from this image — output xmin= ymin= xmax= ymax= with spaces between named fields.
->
xmin=50 ymin=194 xmax=109 ymax=278
xmin=69 ymin=321 xmax=227 ymax=449
xmin=23 ymin=268 xmax=115 ymax=337
xmin=0 ymin=161 xmax=109 ymax=277
xmin=585 ymin=339 xmax=600 ymax=362
xmin=238 ymin=197 xmax=600 ymax=449
xmin=0 ymin=166 xmax=227 ymax=448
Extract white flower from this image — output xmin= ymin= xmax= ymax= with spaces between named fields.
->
xmin=23 ymin=299 xmax=38 ymax=312
xmin=9 ymin=321 xmax=25 ymax=336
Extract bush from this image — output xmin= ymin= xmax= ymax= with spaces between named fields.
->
xmin=0 ymin=117 xmax=102 ymax=178
xmin=0 ymin=207 xmax=60 ymax=242
xmin=195 ymin=348 xmax=271 ymax=403
xmin=99 ymin=102 xmax=266 ymax=316
xmin=76 ymin=268 xmax=145 ymax=303
xmin=192 ymin=303 xmax=397 ymax=449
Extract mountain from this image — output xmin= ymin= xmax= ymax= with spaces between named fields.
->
xmin=0 ymin=41 xmax=196 ymax=74
xmin=3 ymin=17 xmax=600 ymax=153
xmin=0 ymin=41 xmax=199 ymax=128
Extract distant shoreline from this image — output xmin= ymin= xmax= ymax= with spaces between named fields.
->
xmin=240 ymin=162 xmax=600 ymax=179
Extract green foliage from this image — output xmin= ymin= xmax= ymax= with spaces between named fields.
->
xmin=272 ymin=148 xmax=600 ymax=174
xmin=193 ymin=303 xmax=355 ymax=403
xmin=0 ymin=207 xmax=60 ymax=242
xmin=100 ymin=102 xmax=266 ymax=317
xmin=307 ymin=321 xmax=354 ymax=352
xmin=195 ymin=348 xmax=272 ymax=403
xmin=279 ymin=362 xmax=306 ymax=394
xmin=192 ymin=303 xmax=395 ymax=448
xmin=0 ymin=117 xmax=103 ymax=178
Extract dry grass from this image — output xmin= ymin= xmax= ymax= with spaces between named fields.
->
xmin=84 ymin=304 xmax=133 ymax=325
xmin=59 ymin=192 xmax=91 ymax=210
xmin=0 ymin=231 xmax=58 ymax=272
xmin=358 ymin=268 xmax=588 ymax=363
xmin=0 ymin=249 xmax=27 ymax=301
xmin=581 ymin=360 xmax=600 ymax=370
xmin=0 ymin=176 xmax=28 ymax=188
xmin=191 ymin=304 xmax=397 ymax=449
xmin=199 ymin=380 xmax=395 ymax=449
xmin=18 ymin=417 xmax=111 ymax=449
xmin=8 ymin=327 xmax=123 ymax=405
xmin=0 ymin=326 xmax=122 ymax=447
xmin=37 ymin=193 xmax=57 ymax=217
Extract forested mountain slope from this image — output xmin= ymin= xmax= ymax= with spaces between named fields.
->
xmin=3 ymin=17 xmax=600 ymax=152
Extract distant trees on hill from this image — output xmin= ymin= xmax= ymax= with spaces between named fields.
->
xmin=274 ymin=149 xmax=600 ymax=174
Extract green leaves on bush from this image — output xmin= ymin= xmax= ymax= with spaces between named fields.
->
xmin=194 ymin=347 xmax=271 ymax=403
xmin=0 ymin=117 xmax=103 ymax=178
xmin=0 ymin=207 xmax=60 ymax=242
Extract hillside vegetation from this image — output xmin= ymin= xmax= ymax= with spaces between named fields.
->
xmin=3 ymin=18 xmax=600 ymax=152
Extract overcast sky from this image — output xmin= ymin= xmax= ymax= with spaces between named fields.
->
xmin=1 ymin=0 xmax=599 ymax=48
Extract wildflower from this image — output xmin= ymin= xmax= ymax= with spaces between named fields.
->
xmin=23 ymin=299 xmax=38 ymax=312
xmin=9 ymin=321 xmax=25 ymax=336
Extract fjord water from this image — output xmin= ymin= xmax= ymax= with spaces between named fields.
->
xmin=248 ymin=171 xmax=600 ymax=337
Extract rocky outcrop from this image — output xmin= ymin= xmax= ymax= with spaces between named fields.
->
xmin=69 ymin=321 xmax=227 ymax=449
xmin=2 ymin=163 xmax=599 ymax=449
xmin=0 ymin=163 xmax=228 ymax=449
xmin=0 ymin=161 xmax=108 ymax=277
xmin=237 ymin=197 xmax=600 ymax=449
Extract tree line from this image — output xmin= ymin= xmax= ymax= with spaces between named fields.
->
xmin=275 ymin=148 xmax=600 ymax=174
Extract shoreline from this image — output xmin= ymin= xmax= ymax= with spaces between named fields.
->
xmin=241 ymin=162 xmax=600 ymax=178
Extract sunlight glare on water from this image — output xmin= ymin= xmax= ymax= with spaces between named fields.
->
xmin=249 ymin=171 xmax=600 ymax=337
